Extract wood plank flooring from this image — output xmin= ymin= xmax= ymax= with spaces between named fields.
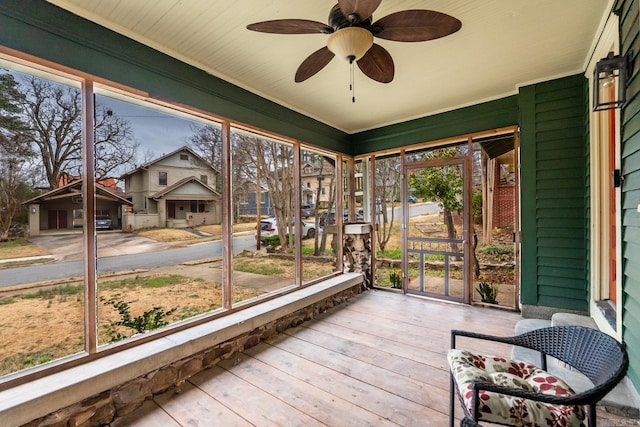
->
xmin=113 ymin=289 xmax=638 ymax=427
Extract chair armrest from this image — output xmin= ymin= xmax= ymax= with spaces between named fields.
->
xmin=450 ymin=329 xmax=547 ymax=368
xmin=451 ymin=329 xmax=519 ymax=348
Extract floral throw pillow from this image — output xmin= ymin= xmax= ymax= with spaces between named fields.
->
xmin=448 ymin=349 xmax=586 ymax=426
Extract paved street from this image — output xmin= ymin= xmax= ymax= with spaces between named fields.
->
xmin=0 ymin=235 xmax=256 ymax=288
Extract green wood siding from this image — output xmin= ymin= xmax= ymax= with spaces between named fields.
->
xmin=350 ymin=97 xmax=518 ymax=155
xmin=0 ymin=0 xmax=350 ymax=152
xmin=617 ymin=0 xmax=640 ymax=390
xmin=519 ymin=75 xmax=589 ymax=312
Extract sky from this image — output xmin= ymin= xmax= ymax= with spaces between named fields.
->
xmin=2 ymin=61 xmax=217 ymax=183
xmin=96 ymin=94 xmax=207 ymax=164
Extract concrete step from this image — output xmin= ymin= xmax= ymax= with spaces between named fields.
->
xmin=551 ymin=312 xmax=598 ymax=329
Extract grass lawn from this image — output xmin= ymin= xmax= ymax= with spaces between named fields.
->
xmin=0 ymin=239 xmax=49 ymax=260
xmin=0 ymin=273 xmax=262 ymax=376
xmin=137 ymin=223 xmax=258 ymax=243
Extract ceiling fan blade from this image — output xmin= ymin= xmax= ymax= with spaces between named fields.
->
xmin=357 ymin=43 xmax=394 ymax=83
xmin=338 ymin=0 xmax=382 ymax=23
xmin=247 ymin=19 xmax=332 ymax=34
xmin=373 ymin=10 xmax=462 ymax=42
xmin=295 ymin=47 xmax=335 ymax=82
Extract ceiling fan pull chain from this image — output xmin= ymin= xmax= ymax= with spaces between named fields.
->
xmin=350 ymin=58 xmax=355 ymax=103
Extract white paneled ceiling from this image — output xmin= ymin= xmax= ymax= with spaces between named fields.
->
xmin=47 ymin=0 xmax=610 ymax=133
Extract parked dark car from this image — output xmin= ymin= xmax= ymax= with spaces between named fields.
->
xmin=301 ymin=204 xmax=313 ymax=218
xmin=95 ymin=215 xmax=112 ymax=230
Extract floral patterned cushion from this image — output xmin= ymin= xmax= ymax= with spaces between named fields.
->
xmin=448 ymin=349 xmax=586 ymax=427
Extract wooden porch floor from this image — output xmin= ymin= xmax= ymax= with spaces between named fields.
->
xmin=113 ymin=289 xmax=637 ymax=427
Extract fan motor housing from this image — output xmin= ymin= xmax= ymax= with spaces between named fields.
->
xmin=329 ymin=4 xmax=372 ymax=31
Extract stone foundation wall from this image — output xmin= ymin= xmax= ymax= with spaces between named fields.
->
xmin=23 ymin=285 xmax=362 ymax=427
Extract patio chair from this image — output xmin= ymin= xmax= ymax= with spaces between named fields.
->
xmin=448 ymin=326 xmax=628 ymax=427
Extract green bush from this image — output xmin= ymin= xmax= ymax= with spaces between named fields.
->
xmin=262 ymin=234 xmax=296 ymax=247
xmin=100 ymin=296 xmax=177 ymax=342
xmin=262 ymin=235 xmax=280 ymax=246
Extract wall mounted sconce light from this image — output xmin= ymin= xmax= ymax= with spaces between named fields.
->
xmin=593 ymin=51 xmax=634 ymax=111
xmin=30 ymin=206 xmax=36 ymax=214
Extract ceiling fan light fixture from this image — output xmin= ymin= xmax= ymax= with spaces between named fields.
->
xmin=327 ymin=27 xmax=373 ymax=63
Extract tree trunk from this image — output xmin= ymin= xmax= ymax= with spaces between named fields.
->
xmin=472 ymin=227 xmax=480 ymax=278
xmin=444 ymin=208 xmax=457 ymax=240
xmin=444 ymin=208 xmax=461 ymax=258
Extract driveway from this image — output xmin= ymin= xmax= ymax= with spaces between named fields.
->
xmin=30 ymin=231 xmax=171 ymax=262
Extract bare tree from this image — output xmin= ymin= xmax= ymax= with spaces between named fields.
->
xmin=232 ymin=132 xmax=295 ymax=249
xmin=18 ymin=76 xmax=137 ymax=189
xmin=254 ymin=138 xmax=294 ymax=250
xmin=189 ymin=126 xmax=261 ymax=221
xmin=93 ymin=104 xmax=137 ymax=180
xmin=307 ymin=155 xmax=336 ymax=255
xmin=187 ymin=124 xmax=222 ymax=172
xmin=375 ymin=156 xmax=401 ymax=252
xmin=230 ymin=131 xmax=258 ymax=219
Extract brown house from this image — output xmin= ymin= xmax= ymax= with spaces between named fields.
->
xmin=23 ymin=179 xmax=133 ymax=236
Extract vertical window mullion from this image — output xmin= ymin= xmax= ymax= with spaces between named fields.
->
xmin=82 ymin=80 xmax=97 ymax=354
xmin=221 ymin=121 xmax=233 ymax=309
xmin=335 ymin=155 xmax=344 ymax=273
xmin=293 ymin=144 xmax=302 ymax=285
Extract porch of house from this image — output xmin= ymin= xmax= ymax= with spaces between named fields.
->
xmin=109 ymin=290 xmax=634 ymax=427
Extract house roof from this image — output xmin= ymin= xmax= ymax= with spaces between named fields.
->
xmin=120 ymin=146 xmax=217 ymax=178
xmin=23 ymin=179 xmax=134 ymax=206
xmin=150 ymin=176 xmax=221 ymax=200
xmin=48 ymin=0 xmax=611 ymax=134
xmin=477 ymin=134 xmax=515 ymax=159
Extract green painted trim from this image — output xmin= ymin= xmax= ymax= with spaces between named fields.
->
xmin=349 ymin=96 xmax=518 ymax=155
xmin=518 ymin=85 xmax=538 ymax=306
xmin=0 ymin=0 xmax=350 ymax=152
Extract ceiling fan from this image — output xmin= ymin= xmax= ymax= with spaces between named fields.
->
xmin=247 ymin=0 xmax=462 ymax=84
